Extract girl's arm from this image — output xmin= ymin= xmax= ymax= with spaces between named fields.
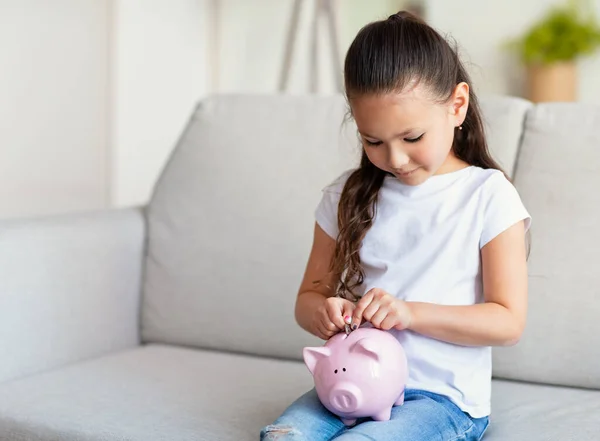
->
xmin=295 ymin=223 xmax=355 ymax=339
xmin=351 ymin=220 xmax=528 ymax=347
xmin=408 ymin=220 xmax=528 ymax=346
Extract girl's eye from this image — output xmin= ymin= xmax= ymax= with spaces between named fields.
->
xmin=365 ymin=134 xmax=424 ymax=146
xmin=405 ymin=134 xmax=424 ymax=143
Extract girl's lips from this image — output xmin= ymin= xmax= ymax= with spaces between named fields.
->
xmin=395 ymin=167 xmax=421 ymax=176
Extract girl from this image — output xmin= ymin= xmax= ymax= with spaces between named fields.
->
xmin=261 ymin=10 xmax=530 ymax=441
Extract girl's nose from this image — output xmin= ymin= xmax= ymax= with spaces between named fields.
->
xmin=388 ymin=147 xmax=410 ymax=170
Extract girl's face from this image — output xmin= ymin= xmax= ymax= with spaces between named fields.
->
xmin=349 ymin=82 xmax=469 ymax=186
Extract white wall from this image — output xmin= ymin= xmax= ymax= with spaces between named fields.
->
xmin=214 ymin=0 xmax=404 ymax=94
xmin=0 ymin=1 xmax=412 ymax=216
xmin=5 ymin=1 xmax=596 ymax=218
xmin=110 ymin=0 xmax=208 ymax=208
xmin=214 ymin=0 xmax=337 ymax=94
xmin=0 ymin=0 xmax=109 ymax=219
xmin=111 ymin=0 xmax=402 ymax=206
xmin=425 ymin=0 xmax=600 ymax=102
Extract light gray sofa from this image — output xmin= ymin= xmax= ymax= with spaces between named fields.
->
xmin=0 ymin=95 xmax=598 ymax=441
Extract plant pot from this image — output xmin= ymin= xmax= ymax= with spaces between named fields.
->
xmin=526 ymin=61 xmax=577 ymax=102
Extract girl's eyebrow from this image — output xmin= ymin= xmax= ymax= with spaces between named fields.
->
xmin=360 ymin=129 xmax=416 ymax=139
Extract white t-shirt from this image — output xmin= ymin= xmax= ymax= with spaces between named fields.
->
xmin=314 ymin=166 xmax=531 ymax=418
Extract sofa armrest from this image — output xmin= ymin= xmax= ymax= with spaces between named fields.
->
xmin=0 ymin=208 xmax=146 ymax=384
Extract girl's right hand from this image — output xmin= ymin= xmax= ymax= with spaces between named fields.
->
xmin=313 ymin=297 xmax=356 ymax=340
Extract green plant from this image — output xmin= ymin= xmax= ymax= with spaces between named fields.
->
xmin=508 ymin=0 xmax=600 ymax=64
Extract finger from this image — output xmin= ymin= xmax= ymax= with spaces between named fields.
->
xmin=370 ymin=307 xmax=388 ymax=328
xmin=342 ymin=303 xmax=356 ymax=326
xmin=380 ymin=313 xmax=398 ymax=331
xmin=362 ymin=299 xmax=381 ymax=323
xmin=316 ymin=321 xmax=334 ymax=340
xmin=326 ymin=302 xmax=347 ymax=330
xmin=316 ymin=328 xmax=329 ymax=340
xmin=352 ymin=291 xmax=374 ymax=328
xmin=313 ymin=321 xmax=327 ymax=340
xmin=322 ymin=316 xmax=339 ymax=334
xmin=315 ymin=328 xmax=327 ymax=340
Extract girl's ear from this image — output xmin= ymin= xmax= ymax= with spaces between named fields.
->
xmin=449 ymin=82 xmax=469 ymax=127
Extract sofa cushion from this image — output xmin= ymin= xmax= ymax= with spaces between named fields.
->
xmin=0 ymin=345 xmax=313 ymax=441
xmin=493 ymin=103 xmax=600 ymax=390
xmin=485 ymin=380 xmax=600 ymax=440
xmin=142 ymin=94 xmax=535 ymax=362
xmin=0 ymin=345 xmax=598 ymax=441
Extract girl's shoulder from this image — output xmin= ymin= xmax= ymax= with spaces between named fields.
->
xmin=469 ymin=166 xmax=505 ymax=182
xmin=321 ymin=168 xmax=357 ymax=194
xmin=468 ymin=166 xmax=515 ymax=195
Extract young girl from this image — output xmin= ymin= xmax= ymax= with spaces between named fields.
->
xmin=261 ymin=11 xmax=530 ymax=441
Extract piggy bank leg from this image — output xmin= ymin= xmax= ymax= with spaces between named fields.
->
xmin=394 ymin=389 xmax=405 ymax=406
xmin=371 ymin=407 xmax=392 ymax=421
xmin=341 ymin=418 xmax=357 ymax=426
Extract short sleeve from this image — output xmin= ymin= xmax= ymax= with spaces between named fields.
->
xmin=314 ymin=170 xmax=353 ymax=239
xmin=480 ymin=172 xmax=531 ymax=248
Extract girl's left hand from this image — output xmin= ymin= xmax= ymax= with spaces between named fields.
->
xmin=352 ymin=288 xmax=412 ymax=331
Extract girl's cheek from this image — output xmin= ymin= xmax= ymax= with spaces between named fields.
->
xmin=419 ymin=139 xmax=452 ymax=168
xmin=412 ymin=145 xmax=436 ymax=166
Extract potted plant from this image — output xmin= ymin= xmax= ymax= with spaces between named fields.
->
xmin=508 ymin=0 xmax=600 ymax=102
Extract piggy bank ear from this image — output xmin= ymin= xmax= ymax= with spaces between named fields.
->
xmin=350 ymin=338 xmax=381 ymax=362
xmin=303 ymin=346 xmax=331 ymax=375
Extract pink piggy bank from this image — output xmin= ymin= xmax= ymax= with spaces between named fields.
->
xmin=303 ymin=327 xmax=408 ymax=426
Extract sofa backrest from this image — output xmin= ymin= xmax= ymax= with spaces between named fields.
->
xmin=492 ymin=102 xmax=600 ymax=390
xmin=141 ymin=94 xmax=533 ymax=362
xmin=141 ymin=95 xmax=357 ymax=359
xmin=479 ymin=95 xmax=531 ymax=177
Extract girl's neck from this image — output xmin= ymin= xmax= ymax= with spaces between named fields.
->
xmin=434 ymin=153 xmax=470 ymax=176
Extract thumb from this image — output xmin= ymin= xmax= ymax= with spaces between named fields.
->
xmin=342 ymin=302 xmax=356 ymax=328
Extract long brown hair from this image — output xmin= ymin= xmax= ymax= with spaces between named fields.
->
xmin=332 ymin=11 xmax=506 ymax=301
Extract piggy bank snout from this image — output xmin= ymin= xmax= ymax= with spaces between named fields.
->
xmin=328 ymin=382 xmax=363 ymax=414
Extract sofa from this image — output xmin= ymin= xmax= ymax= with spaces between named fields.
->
xmin=0 ymin=94 xmax=598 ymax=440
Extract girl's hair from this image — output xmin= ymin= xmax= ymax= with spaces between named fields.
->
xmin=331 ymin=11 xmax=506 ymax=301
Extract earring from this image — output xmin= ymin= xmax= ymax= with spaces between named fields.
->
xmin=458 ymin=125 xmax=463 ymax=130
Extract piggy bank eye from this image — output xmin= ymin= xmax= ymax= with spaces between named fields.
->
xmin=334 ymin=369 xmax=338 ymax=374
xmin=343 ymin=368 xmax=346 ymax=372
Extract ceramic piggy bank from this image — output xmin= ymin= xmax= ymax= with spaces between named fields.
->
xmin=303 ymin=327 xmax=408 ymax=426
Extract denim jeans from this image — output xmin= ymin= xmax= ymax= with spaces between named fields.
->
xmin=261 ymin=388 xmax=489 ymax=441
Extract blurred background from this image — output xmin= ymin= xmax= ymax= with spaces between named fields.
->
xmin=1 ymin=0 xmax=599 ymax=220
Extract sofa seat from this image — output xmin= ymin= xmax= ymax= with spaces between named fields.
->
xmin=1 ymin=345 xmax=598 ymax=440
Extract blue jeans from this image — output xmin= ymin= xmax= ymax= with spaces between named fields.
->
xmin=261 ymin=388 xmax=489 ymax=441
